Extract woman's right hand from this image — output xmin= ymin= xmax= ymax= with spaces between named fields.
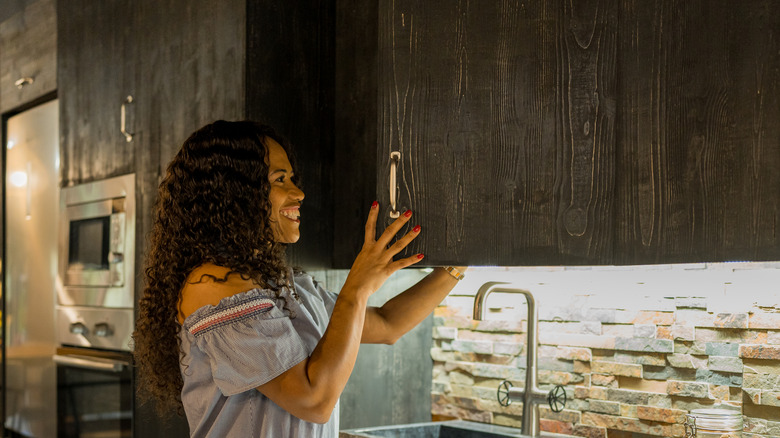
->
xmin=342 ymin=202 xmax=423 ymax=298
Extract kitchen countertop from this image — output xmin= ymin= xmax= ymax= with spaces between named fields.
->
xmin=340 ymin=419 xmax=575 ymax=438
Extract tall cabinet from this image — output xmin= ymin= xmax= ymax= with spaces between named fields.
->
xmin=57 ymin=1 xmax=333 ymax=435
xmin=57 ymin=1 xmax=244 ymax=436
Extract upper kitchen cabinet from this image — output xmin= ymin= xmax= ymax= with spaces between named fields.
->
xmin=370 ymin=0 xmax=618 ymax=266
xmin=58 ymin=0 xmax=137 ymax=185
xmin=615 ymin=0 xmax=780 ymax=264
xmin=336 ymin=0 xmax=780 ymax=267
xmin=0 ymin=0 xmax=57 ymax=113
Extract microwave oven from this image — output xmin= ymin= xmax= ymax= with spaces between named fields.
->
xmin=58 ymin=173 xmax=135 ymax=309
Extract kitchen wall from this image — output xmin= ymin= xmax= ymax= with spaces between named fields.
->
xmin=311 ymin=268 xmax=433 ymax=430
xmin=431 ymin=263 xmax=780 ymax=438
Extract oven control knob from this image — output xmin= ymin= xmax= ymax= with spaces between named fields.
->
xmin=69 ymin=322 xmax=89 ymax=336
xmin=94 ymin=322 xmax=113 ymax=337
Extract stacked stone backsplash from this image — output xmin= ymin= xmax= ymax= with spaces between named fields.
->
xmin=431 ymin=263 xmax=780 ymax=438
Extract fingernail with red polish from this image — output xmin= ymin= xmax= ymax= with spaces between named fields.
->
xmin=404 ymin=210 xmax=412 ymax=217
xmin=371 ymin=201 xmax=379 ymax=209
xmin=417 ymin=253 xmax=425 ymax=260
xmin=412 ymin=225 xmax=421 ymax=233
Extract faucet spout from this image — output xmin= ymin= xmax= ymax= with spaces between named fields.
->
xmin=472 ymin=282 xmax=545 ymax=437
xmin=473 ymin=281 xmax=511 ymax=321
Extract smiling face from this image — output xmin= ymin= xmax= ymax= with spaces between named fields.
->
xmin=266 ymin=137 xmax=305 ymax=244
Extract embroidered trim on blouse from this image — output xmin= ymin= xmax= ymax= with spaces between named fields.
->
xmin=188 ymin=298 xmax=275 ymax=335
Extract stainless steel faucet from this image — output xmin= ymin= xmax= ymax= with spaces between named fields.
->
xmin=473 ymin=282 xmax=564 ymax=437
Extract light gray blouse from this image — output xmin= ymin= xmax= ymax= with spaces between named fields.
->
xmin=179 ymin=272 xmax=339 ymax=437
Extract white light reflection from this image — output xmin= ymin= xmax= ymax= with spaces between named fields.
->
xmin=9 ymin=171 xmax=28 ymax=187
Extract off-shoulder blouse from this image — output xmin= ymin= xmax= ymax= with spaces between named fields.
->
xmin=179 ymin=272 xmax=339 ymax=437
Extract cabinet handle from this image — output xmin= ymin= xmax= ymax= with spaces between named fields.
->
xmin=120 ymin=95 xmax=134 ymax=142
xmin=14 ymin=77 xmax=34 ymax=89
xmin=389 ymin=151 xmax=401 ymax=218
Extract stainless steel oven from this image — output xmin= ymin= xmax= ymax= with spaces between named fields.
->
xmin=55 ymin=174 xmax=136 ymax=437
xmin=54 ymin=347 xmax=132 ymax=438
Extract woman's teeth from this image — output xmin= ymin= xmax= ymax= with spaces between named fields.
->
xmin=281 ymin=209 xmax=300 ymax=220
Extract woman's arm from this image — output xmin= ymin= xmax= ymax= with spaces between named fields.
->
xmin=255 ymin=204 xmax=423 ymax=423
xmin=361 ymin=266 xmax=467 ymax=345
xmin=256 ymin=288 xmax=368 ymax=423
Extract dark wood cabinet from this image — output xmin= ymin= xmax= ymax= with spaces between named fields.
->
xmin=0 ymin=0 xmax=57 ymax=113
xmin=336 ymin=0 xmax=780 ymax=267
xmin=134 ymin=0 xmax=245 ymax=164
xmin=615 ymin=0 xmax=780 ymax=264
xmin=58 ymin=0 xmax=137 ymax=185
xmin=374 ymin=0 xmax=594 ymax=266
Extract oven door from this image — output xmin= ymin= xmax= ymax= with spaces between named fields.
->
xmin=54 ymin=347 xmax=132 ymax=438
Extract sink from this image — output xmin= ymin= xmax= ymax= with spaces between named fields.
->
xmin=340 ymin=420 xmax=571 ymax=438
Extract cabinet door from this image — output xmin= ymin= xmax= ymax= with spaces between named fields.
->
xmin=58 ymin=0 xmax=136 ymax=185
xmin=373 ymin=0 xmax=780 ymax=266
xmin=376 ymin=0 xmax=618 ymax=265
xmin=615 ymin=0 xmax=780 ymax=264
xmin=0 ymin=0 xmax=57 ymax=113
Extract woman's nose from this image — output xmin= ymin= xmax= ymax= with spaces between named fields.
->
xmin=289 ymin=184 xmax=304 ymax=201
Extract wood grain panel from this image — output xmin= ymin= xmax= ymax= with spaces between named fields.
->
xmin=57 ymin=0 xmax=136 ymax=186
xmin=556 ymin=0 xmax=618 ymax=262
xmin=246 ymin=0 xmax=335 ymax=270
xmin=0 ymin=0 xmax=57 ymax=113
xmin=376 ymin=0 xmax=617 ymax=265
xmin=616 ymin=0 xmax=780 ymax=263
xmin=136 ymin=0 xmax=246 ymax=169
xmin=132 ymin=0 xmax=246 ymax=307
xmin=333 ymin=0 xmax=380 ymax=268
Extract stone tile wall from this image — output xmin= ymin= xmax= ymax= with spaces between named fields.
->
xmin=430 ymin=264 xmax=780 ymax=438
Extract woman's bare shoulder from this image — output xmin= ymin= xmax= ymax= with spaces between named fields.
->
xmin=178 ymin=263 xmax=258 ymax=323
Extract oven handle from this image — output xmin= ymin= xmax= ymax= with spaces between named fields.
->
xmin=53 ymin=354 xmax=130 ymax=372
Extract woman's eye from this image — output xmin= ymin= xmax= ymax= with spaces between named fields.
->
xmin=274 ymin=175 xmax=285 ymax=183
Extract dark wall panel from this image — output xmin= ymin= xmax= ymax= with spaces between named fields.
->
xmin=333 ymin=0 xmax=379 ymax=268
xmin=246 ymin=0 xmax=335 ymax=270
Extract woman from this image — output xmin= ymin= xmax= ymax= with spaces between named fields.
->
xmin=133 ymin=120 xmax=466 ymax=437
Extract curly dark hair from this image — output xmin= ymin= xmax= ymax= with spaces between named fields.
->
xmin=133 ymin=120 xmax=300 ymax=416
